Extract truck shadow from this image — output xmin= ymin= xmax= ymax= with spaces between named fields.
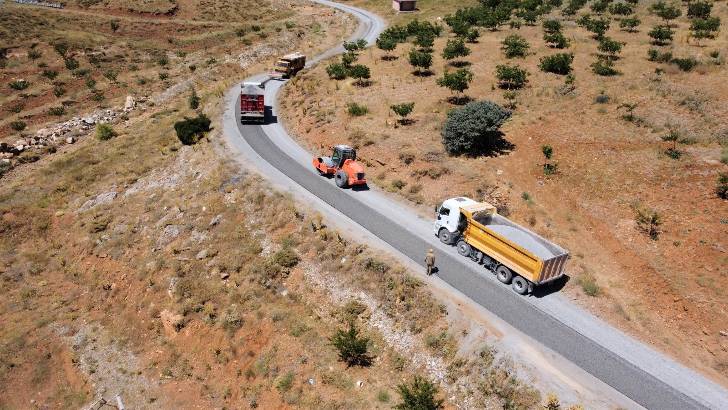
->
xmin=264 ymin=106 xmax=278 ymax=124
xmin=351 ymin=184 xmax=370 ymax=192
xmin=530 ymin=274 xmax=570 ymax=298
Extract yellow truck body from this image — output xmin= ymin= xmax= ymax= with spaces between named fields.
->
xmin=460 ymin=203 xmax=568 ymax=285
xmin=434 ymin=197 xmax=568 ymax=294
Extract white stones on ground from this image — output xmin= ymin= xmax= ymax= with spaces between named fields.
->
xmin=124 ymin=95 xmax=135 ymax=111
xmin=209 ymin=214 xmax=223 ymax=227
xmin=78 ymin=191 xmax=117 ymax=212
xmin=196 ymin=249 xmax=208 ymax=260
xmin=66 ymin=136 xmax=75 ymax=144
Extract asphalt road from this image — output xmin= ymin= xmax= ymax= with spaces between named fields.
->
xmin=225 ymin=1 xmax=728 ymax=409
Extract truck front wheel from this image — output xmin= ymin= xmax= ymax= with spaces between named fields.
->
xmin=457 ymin=240 xmax=471 ymax=257
xmin=511 ymin=276 xmax=529 ymax=295
xmin=496 ymin=265 xmax=513 ymax=284
xmin=438 ymin=229 xmax=454 ymax=245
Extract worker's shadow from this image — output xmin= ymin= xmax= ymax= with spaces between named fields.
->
xmin=530 ymin=274 xmax=570 ymax=298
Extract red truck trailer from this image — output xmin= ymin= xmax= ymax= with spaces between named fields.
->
xmin=240 ymin=82 xmax=265 ymax=123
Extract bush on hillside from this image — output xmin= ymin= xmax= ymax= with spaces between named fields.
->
xmin=395 ymin=376 xmax=444 ymax=410
xmin=441 ymin=100 xmax=512 ymax=156
xmin=326 ymin=62 xmax=348 ymax=80
xmin=539 ymin=53 xmax=574 ymax=74
xmin=495 ymin=64 xmax=529 ymax=89
xmin=174 ymin=113 xmax=211 ymax=145
xmin=96 ymin=123 xmax=117 ymax=141
xmin=501 ymin=34 xmax=530 ymax=58
xmin=330 ymin=321 xmax=372 ymax=367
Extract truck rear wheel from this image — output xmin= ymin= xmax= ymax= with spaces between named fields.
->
xmin=457 ymin=240 xmax=471 ymax=257
xmin=438 ymin=229 xmax=454 ymax=245
xmin=496 ymin=265 xmax=513 ymax=284
xmin=335 ymin=170 xmax=348 ymax=188
xmin=511 ymin=276 xmax=529 ymax=295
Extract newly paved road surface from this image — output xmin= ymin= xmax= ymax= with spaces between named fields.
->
xmin=224 ymin=1 xmax=728 ymax=408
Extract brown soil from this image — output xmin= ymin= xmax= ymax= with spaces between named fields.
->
xmin=280 ymin=1 xmax=728 ymax=386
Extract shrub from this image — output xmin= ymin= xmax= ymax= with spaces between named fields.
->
xmin=651 ymin=1 xmax=682 ymax=22
xmin=591 ymin=0 xmax=609 ymax=13
xmin=609 ymin=2 xmax=633 ymax=15
xmin=442 ymin=39 xmax=470 ymax=62
xmin=395 ymin=376 xmax=444 ymax=410
xmin=716 ymin=173 xmax=728 ymax=199
xmin=189 ymin=88 xmax=200 ymax=109
xmin=85 ymin=77 xmax=96 ymax=89
xmin=544 ymin=32 xmax=569 ymax=48
xmin=104 ymin=70 xmax=118 ymax=82
xmin=27 ymin=49 xmax=42 ymax=60
xmin=391 ymin=179 xmax=407 ymax=190
xmin=48 ymin=106 xmax=65 ymax=116
xmin=542 ymin=145 xmax=553 ymax=160
xmin=159 ymin=72 xmax=169 ymax=80
xmin=272 ymin=246 xmax=299 ymax=268
xmin=341 ymin=51 xmax=358 ymax=67
xmin=174 ymin=113 xmax=212 ymax=145
xmin=110 ymin=20 xmax=120 ymax=32
xmin=391 ymin=102 xmax=415 ymax=124
xmin=377 ymin=35 xmax=397 ymax=58
xmin=9 ymin=79 xmax=30 ymax=90
xmin=595 ymin=92 xmax=610 ymax=103
xmin=578 ymin=273 xmax=600 ymax=296
xmin=347 ymin=102 xmax=368 ymax=116
xmin=687 ymin=1 xmax=712 ymax=19
xmin=96 ymin=123 xmax=117 ymax=141
xmin=53 ymin=86 xmax=66 ymax=97
xmin=330 ymin=321 xmax=372 ymax=367
xmin=542 ymin=19 xmax=562 ymax=34
xmin=649 ymin=25 xmax=674 ymax=45
xmin=579 ymin=16 xmax=610 ymax=39
xmin=10 ymin=121 xmax=26 ymax=131
xmin=635 ymin=206 xmax=662 ymax=240
xmin=408 ymin=49 xmax=433 ymax=74
xmin=437 ymin=69 xmax=474 ymax=97
xmin=276 ymin=371 xmax=294 ymax=393
xmin=539 ymin=53 xmax=574 ymax=75
xmin=41 ymin=69 xmax=58 ymax=80
xmin=441 ymin=100 xmax=512 ymax=156
xmin=414 ymin=31 xmax=435 ymax=50
xmin=671 ymin=57 xmax=698 ymax=72
xmin=647 ymin=48 xmax=673 ymax=62
xmin=53 ymin=42 xmax=69 ymax=57
xmin=598 ymin=37 xmax=623 ymax=57
xmin=495 ymin=64 xmax=529 ymax=89
xmin=326 ymin=62 xmax=348 ymax=80
xmin=620 ymin=17 xmax=641 ymax=32
xmin=349 ymin=64 xmax=371 ymax=86
xmin=64 ymin=57 xmax=79 ymax=70
xmin=157 ymin=55 xmax=168 ymax=66
xmin=501 ymin=34 xmax=530 ymax=58
xmin=690 ymin=17 xmax=721 ymax=41
xmin=399 ymin=152 xmax=415 ymax=165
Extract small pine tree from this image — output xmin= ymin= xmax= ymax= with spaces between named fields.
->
xmin=330 ymin=321 xmax=372 ymax=367
xmin=188 ymin=88 xmax=200 ymax=109
xmin=395 ymin=376 xmax=444 ymax=410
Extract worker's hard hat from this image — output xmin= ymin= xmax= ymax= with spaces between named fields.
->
xmin=428 ymin=248 xmax=433 ymax=252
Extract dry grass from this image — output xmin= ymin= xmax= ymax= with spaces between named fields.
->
xmin=281 ymin=0 xmax=728 ymax=385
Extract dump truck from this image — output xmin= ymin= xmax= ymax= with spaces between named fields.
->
xmin=273 ymin=52 xmax=306 ymax=78
xmin=240 ymin=81 xmax=265 ymax=123
xmin=434 ymin=197 xmax=569 ymax=295
xmin=313 ymin=145 xmax=367 ymax=188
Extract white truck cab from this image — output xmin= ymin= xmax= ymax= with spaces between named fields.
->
xmin=433 ymin=197 xmax=478 ymax=244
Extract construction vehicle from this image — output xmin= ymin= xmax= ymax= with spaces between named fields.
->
xmin=434 ymin=197 xmax=569 ymax=295
xmin=273 ymin=52 xmax=306 ymax=78
xmin=313 ymin=145 xmax=367 ymax=188
xmin=240 ymin=81 xmax=266 ymax=123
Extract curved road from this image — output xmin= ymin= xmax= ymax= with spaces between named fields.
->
xmin=222 ymin=1 xmax=728 ymax=409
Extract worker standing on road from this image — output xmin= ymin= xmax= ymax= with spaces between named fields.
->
xmin=425 ymin=249 xmax=436 ymax=276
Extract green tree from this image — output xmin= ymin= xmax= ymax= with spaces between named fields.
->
xmin=390 ymin=102 xmax=415 ymax=124
xmin=687 ymin=1 xmax=712 ymax=19
xmin=690 ymin=17 xmax=721 ymax=41
xmin=501 ymin=34 xmax=530 ymax=58
xmin=609 ymin=2 xmax=633 ymax=15
xmin=649 ymin=25 xmax=674 ymax=45
xmin=495 ymin=64 xmax=529 ymax=89
xmin=544 ymin=31 xmax=570 ymax=48
xmin=348 ymin=64 xmax=371 ymax=86
xmin=174 ymin=113 xmax=211 ymax=145
xmin=441 ymin=100 xmax=512 ymax=156
xmin=408 ymin=49 xmax=433 ymax=75
xmin=341 ymin=51 xmax=358 ymax=67
xmin=437 ymin=68 xmax=474 ymax=100
xmin=96 ymin=123 xmax=117 ymax=141
xmin=414 ymin=31 xmax=435 ymax=50
xmin=376 ymin=36 xmax=397 ymax=59
xmin=598 ymin=37 xmax=623 ymax=58
xmin=326 ymin=62 xmax=348 ymax=80
xmin=330 ymin=321 xmax=372 ymax=367
xmin=716 ymin=173 xmax=728 ymax=199
xmin=651 ymin=1 xmax=682 ymax=23
xmin=542 ymin=19 xmax=562 ymax=34
xmin=395 ymin=376 xmax=444 ymax=410
xmin=539 ymin=53 xmax=574 ymax=75
xmin=619 ymin=17 xmax=641 ymax=32
xmin=442 ymin=39 xmax=470 ymax=63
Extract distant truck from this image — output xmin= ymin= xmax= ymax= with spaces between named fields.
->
xmin=434 ymin=197 xmax=569 ymax=295
xmin=273 ymin=52 xmax=306 ymax=78
xmin=240 ymin=81 xmax=265 ymax=123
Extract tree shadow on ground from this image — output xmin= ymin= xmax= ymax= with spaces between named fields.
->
xmin=449 ymin=60 xmax=472 ymax=68
xmin=381 ymin=55 xmax=399 ymax=61
xmin=412 ymin=70 xmax=434 ymax=77
xmin=455 ymin=131 xmax=516 ymax=158
xmin=446 ymin=95 xmax=473 ymax=105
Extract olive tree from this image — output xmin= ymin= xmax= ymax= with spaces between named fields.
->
xmin=441 ymin=100 xmax=512 ymax=156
